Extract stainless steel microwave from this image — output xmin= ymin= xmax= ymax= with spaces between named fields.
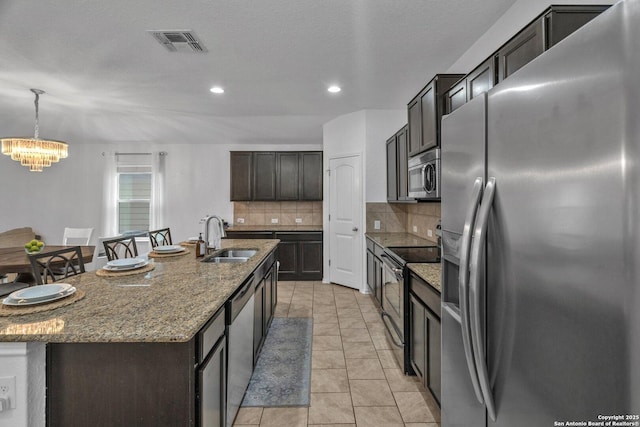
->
xmin=408 ymin=148 xmax=440 ymax=199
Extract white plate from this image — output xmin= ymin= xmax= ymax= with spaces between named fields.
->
xmin=3 ymin=286 xmax=76 ymax=306
xmin=106 ymin=258 xmax=145 ymax=269
xmin=7 ymin=283 xmax=73 ymax=302
xmin=103 ymin=260 xmax=149 ymax=271
xmin=154 ymin=245 xmax=185 ymax=253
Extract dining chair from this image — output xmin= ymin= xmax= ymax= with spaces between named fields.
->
xmin=28 ymin=246 xmax=86 ymax=285
xmin=148 ymin=228 xmax=172 ymax=248
xmin=102 ymin=236 xmax=139 ymax=261
xmin=62 ymin=227 xmax=94 ymax=245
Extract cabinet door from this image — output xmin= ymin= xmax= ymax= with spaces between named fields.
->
xmin=420 ymin=82 xmax=437 ymax=152
xmin=426 ymin=308 xmax=441 ymax=404
xmin=199 ymin=338 xmax=226 ymax=427
xmin=467 ymin=57 xmax=495 ymax=101
xmin=409 ymin=294 xmax=426 ymax=381
xmin=253 ymin=279 xmax=265 ymax=363
xmin=276 ymin=240 xmax=298 ymax=281
xmin=497 ymin=17 xmax=544 ymax=82
xmin=386 ymin=136 xmax=398 ymax=202
xmin=545 ymin=6 xmax=609 ymax=49
xmin=445 ymin=79 xmax=467 ymax=114
xmin=375 ymin=257 xmax=383 ymax=306
xmin=230 ymin=152 xmax=252 ymax=201
xmin=264 ymin=268 xmax=273 ymax=328
xmin=253 ymin=152 xmax=277 ymax=200
xmin=299 ymin=152 xmax=323 ymax=201
xmin=366 ymin=250 xmax=375 ymax=294
xmin=276 ymin=152 xmax=299 ymax=200
xmin=408 ymin=97 xmax=422 ymax=156
xmin=396 ymin=127 xmax=409 ymax=201
xmin=299 ymin=240 xmax=323 ymax=277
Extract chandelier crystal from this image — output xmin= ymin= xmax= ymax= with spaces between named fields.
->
xmin=1 ymin=89 xmax=68 ymax=172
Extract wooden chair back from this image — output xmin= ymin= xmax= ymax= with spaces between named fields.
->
xmin=62 ymin=227 xmax=94 ymax=245
xmin=102 ymin=236 xmax=139 ymax=261
xmin=29 ymin=246 xmax=86 ymax=285
xmin=148 ymin=228 xmax=172 ymax=248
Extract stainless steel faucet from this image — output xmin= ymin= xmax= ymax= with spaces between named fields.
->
xmin=201 ymin=215 xmax=226 ymax=251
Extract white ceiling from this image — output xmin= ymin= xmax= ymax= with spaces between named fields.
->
xmin=0 ymin=0 xmax=517 ymax=146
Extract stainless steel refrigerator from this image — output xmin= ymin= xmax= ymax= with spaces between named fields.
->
xmin=440 ymin=1 xmax=640 ymax=425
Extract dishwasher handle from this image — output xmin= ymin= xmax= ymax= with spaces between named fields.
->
xmin=229 ymin=275 xmax=254 ymax=323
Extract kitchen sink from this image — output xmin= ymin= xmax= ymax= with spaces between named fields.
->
xmin=201 ymin=248 xmax=258 ymax=263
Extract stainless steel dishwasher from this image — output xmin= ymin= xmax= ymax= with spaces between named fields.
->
xmin=226 ymin=275 xmax=255 ymax=427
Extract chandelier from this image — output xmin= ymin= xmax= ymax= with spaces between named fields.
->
xmin=1 ymin=89 xmax=68 ymax=172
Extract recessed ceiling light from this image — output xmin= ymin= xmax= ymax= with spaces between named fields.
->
xmin=327 ymin=85 xmax=341 ymax=93
xmin=210 ymin=86 xmax=224 ymax=94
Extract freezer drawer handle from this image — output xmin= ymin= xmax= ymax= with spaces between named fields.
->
xmin=459 ymin=177 xmax=485 ymax=405
xmin=381 ymin=311 xmax=404 ymax=348
xmin=469 ymin=177 xmax=497 ymax=422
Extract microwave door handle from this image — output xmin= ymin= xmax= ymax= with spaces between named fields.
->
xmin=469 ymin=177 xmax=497 ymax=421
xmin=421 ymin=164 xmax=428 ymax=192
xmin=459 ymin=177 xmax=485 ymax=405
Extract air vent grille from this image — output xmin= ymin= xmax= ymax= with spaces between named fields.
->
xmin=147 ymin=30 xmax=207 ymax=53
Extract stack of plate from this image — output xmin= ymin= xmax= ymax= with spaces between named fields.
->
xmin=3 ymin=283 xmax=77 ymax=306
xmin=103 ymin=258 xmax=149 ymax=271
xmin=153 ymin=245 xmax=186 ymax=254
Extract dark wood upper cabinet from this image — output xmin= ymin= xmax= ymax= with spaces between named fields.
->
xmin=276 ymin=152 xmax=300 ymax=200
xmin=408 ymin=75 xmax=464 ymax=157
xmin=386 ymin=135 xmax=398 ymax=202
xmin=387 ymin=125 xmax=411 ymax=203
xmin=444 ymin=78 xmax=467 ymax=115
xmin=497 ymin=17 xmax=544 ymax=83
xmin=396 ymin=126 xmax=409 ymax=201
xmin=231 ymin=151 xmax=322 ymax=201
xmin=299 ymin=152 xmax=323 ymax=201
xmin=253 ymin=152 xmax=277 ymax=201
xmin=467 ymin=56 xmax=495 ymax=101
xmin=230 ymin=152 xmax=253 ymax=201
xmin=544 ymin=5 xmax=610 ymax=49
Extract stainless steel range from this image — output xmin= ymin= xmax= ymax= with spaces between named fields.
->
xmin=380 ymin=246 xmax=440 ymax=373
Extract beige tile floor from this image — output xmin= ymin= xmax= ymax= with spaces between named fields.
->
xmin=233 ymin=280 xmax=441 ymax=427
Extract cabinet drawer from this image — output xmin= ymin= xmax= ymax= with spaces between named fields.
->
xmin=410 ymin=272 xmax=441 ymax=318
xmin=197 ymin=306 xmax=226 ymax=364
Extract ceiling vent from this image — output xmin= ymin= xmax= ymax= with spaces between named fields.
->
xmin=147 ymin=30 xmax=207 ymax=53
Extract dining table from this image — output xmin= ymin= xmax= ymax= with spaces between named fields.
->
xmin=0 ymin=245 xmax=95 ymax=295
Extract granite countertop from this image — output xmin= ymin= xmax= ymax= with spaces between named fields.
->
xmin=227 ymin=225 xmax=323 ymax=232
xmin=408 ymin=263 xmax=442 ymax=293
xmin=365 ymin=232 xmax=436 ymax=248
xmin=0 ymin=239 xmax=279 ymax=344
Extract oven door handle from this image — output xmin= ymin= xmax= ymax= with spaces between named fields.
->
xmin=381 ymin=311 xmax=404 ymax=348
xmin=380 ymin=254 xmax=404 ymax=275
xmin=421 ymin=164 xmax=428 ymax=192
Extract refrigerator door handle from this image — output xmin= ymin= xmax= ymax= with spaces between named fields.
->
xmin=459 ymin=177 xmax=485 ymax=404
xmin=469 ymin=177 xmax=497 ymax=421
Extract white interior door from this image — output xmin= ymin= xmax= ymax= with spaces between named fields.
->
xmin=329 ymin=155 xmax=362 ymax=290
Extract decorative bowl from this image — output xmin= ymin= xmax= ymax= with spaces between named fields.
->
xmin=24 ymin=241 xmax=45 ymax=255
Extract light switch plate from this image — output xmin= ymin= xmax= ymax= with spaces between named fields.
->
xmin=295 ymin=218 xmax=303 ymax=224
xmin=0 ymin=376 xmax=16 ymax=409
xmin=236 ymin=218 xmax=245 ymax=224
xmin=413 ymin=225 xmax=418 ymax=233
xmin=374 ymin=220 xmax=381 ymax=230
xmin=271 ymin=218 xmax=279 ymax=224
xmin=427 ymin=229 xmax=433 ymax=237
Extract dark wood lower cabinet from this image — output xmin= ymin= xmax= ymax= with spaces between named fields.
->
xmin=408 ymin=272 xmax=441 ymax=405
xmin=226 ymin=230 xmax=323 ymax=281
xmin=47 ymin=342 xmax=197 ymax=427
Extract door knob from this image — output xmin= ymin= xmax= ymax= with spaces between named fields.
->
xmin=352 ymin=227 xmax=359 ymax=232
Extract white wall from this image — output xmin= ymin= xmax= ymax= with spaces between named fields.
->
xmin=447 ymin=0 xmax=615 ymax=74
xmin=0 ymin=142 xmax=320 ymax=246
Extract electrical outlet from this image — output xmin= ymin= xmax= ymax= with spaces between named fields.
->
xmin=427 ymin=229 xmax=433 ymax=237
xmin=271 ymin=218 xmax=279 ymax=224
xmin=374 ymin=220 xmax=381 ymax=230
xmin=413 ymin=225 xmax=418 ymax=233
xmin=0 ymin=376 xmax=16 ymax=409
xmin=295 ymin=218 xmax=303 ymax=224
xmin=236 ymin=217 xmax=245 ymax=224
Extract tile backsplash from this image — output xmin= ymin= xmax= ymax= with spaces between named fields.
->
xmin=366 ymin=202 xmax=440 ymax=243
xmin=234 ymin=201 xmax=323 ymax=226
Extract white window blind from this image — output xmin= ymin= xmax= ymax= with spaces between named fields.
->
xmin=117 ymin=154 xmax=152 ymax=234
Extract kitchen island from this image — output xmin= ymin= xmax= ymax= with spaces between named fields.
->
xmin=0 ymin=238 xmax=279 ymax=427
